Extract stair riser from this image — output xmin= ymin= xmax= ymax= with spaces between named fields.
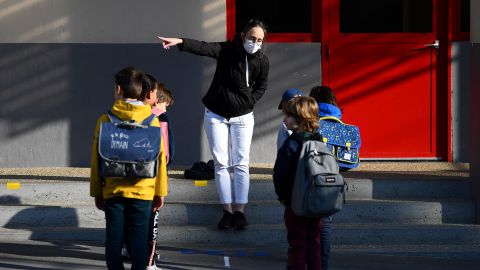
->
xmin=0 ymin=179 xmax=472 ymax=206
xmin=1 ymin=201 xmax=475 ymax=228
xmin=1 ymin=227 xmax=479 ymax=246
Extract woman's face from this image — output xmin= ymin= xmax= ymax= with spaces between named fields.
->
xmin=242 ymin=26 xmax=265 ymax=44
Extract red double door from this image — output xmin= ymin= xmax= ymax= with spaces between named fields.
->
xmin=322 ymin=0 xmax=447 ymax=159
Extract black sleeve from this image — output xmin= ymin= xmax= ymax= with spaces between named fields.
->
xmin=273 ymin=138 xmax=299 ymax=203
xmin=251 ymin=56 xmax=269 ymax=103
xmin=178 ymin=38 xmax=224 ymax=59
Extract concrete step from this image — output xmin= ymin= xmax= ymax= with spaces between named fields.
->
xmin=1 ymin=223 xmax=479 ymax=246
xmin=0 ymin=199 xmax=475 ymax=228
xmin=0 ymin=177 xmax=472 ymax=206
xmin=334 ymin=244 xmax=480 ymax=260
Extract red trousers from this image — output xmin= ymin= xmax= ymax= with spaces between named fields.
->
xmin=284 ymin=207 xmax=323 ymax=270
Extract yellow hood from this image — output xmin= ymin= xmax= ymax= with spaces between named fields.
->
xmin=110 ymin=99 xmax=153 ymax=122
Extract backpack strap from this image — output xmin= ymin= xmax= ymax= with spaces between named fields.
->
xmin=107 ymin=111 xmax=156 ymax=127
xmin=319 ymin=116 xmax=344 ymax=124
xmin=106 ymin=111 xmax=122 ymax=124
xmin=141 ymin=114 xmax=157 ymax=126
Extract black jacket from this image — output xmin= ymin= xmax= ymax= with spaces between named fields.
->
xmin=179 ymin=36 xmax=269 ymax=118
xmin=273 ymin=131 xmax=322 ymax=206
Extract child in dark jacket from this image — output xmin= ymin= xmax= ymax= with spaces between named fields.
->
xmin=137 ymin=75 xmax=175 ymax=270
xmin=140 ymin=74 xmax=167 ymax=270
xmin=308 ymin=85 xmax=340 ymax=270
xmin=273 ymin=96 xmax=323 ymax=270
xmin=147 ymin=80 xmax=175 ymax=269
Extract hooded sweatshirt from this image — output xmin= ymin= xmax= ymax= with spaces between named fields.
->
xmin=179 ymin=35 xmax=269 ymax=118
xmin=318 ymin=103 xmax=342 ymax=119
xmin=90 ymin=99 xmax=168 ymax=200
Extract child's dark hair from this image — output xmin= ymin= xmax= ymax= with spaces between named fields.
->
xmin=241 ymin=19 xmax=268 ymax=35
xmin=157 ymin=83 xmax=174 ymax=106
xmin=140 ymin=74 xmax=158 ymax=101
xmin=283 ymin=96 xmax=319 ymax=133
xmin=114 ymin=66 xmax=145 ymax=99
xmin=309 ymin=86 xmax=337 ymax=106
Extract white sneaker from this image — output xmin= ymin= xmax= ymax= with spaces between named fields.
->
xmin=146 ymin=266 xmax=162 ymax=270
xmin=121 ymin=247 xmax=129 ymax=258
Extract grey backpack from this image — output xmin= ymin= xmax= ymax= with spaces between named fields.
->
xmin=291 ymin=139 xmax=346 ymax=218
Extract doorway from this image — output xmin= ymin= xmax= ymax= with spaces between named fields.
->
xmin=322 ymin=0 xmax=447 ymax=159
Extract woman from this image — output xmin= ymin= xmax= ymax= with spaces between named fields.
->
xmin=159 ymin=19 xmax=269 ymax=230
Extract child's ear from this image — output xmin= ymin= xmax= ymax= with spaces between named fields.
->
xmin=146 ymin=90 xmax=154 ymax=100
xmin=115 ymin=85 xmax=123 ymax=98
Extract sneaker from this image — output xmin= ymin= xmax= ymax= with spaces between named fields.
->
xmin=233 ymin=211 xmax=248 ymax=230
xmin=147 ymin=266 xmax=162 ymax=270
xmin=218 ymin=210 xmax=234 ymax=229
xmin=121 ymin=246 xmax=130 ymax=260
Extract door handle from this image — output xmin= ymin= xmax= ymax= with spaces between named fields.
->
xmin=424 ymin=40 xmax=439 ymax=49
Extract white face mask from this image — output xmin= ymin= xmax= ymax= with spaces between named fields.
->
xmin=243 ymin=39 xmax=262 ymax=54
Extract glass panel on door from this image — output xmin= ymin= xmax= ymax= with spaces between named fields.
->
xmin=340 ymin=0 xmax=432 ymax=33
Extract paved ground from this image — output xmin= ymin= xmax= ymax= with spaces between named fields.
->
xmin=0 ymin=241 xmax=479 ymax=270
xmin=0 ymin=163 xmax=475 ymax=269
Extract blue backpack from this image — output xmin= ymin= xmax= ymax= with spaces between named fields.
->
xmin=98 ymin=111 xmax=161 ymax=179
xmin=318 ymin=116 xmax=361 ymax=170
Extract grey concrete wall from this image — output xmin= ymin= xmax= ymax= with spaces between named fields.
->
xmin=249 ymin=43 xmax=321 ymax=164
xmin=0 ymin=0 xmax=322 ymax=167
xmin=470 ymin=0 xmax=480 ymax=223
xmin=472 ymin=0 xmax=480 ymax=44
xmin=0 ymin=43 xmax=321 ymax=167
xmin=0 ymin=0 xmax=226 ymax=43
xmin=451 ymin=42 xmax=470 ymax=162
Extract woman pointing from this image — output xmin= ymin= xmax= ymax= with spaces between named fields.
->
xmin=159 ymin=19 xmax=269 ymax=230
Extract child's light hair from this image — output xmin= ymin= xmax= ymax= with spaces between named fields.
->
xmin=157 ymin=83 xmax=174 ymax=106
xmin=283 ymin=96 xmax=319 ymax=133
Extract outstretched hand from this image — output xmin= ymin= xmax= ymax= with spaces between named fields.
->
xmin=157 ymin=36 xmax=183 ymax=50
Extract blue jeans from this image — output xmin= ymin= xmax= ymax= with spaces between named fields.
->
xmin=105 ymin=197 xmax=152 ymax=270
xmin=321 ymin=215 xmax=333 ymax=270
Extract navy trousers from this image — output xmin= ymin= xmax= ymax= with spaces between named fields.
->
xmin=105 ymin=197 xmax=152 ymax=270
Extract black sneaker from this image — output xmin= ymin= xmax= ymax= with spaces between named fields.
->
xmin=233 ymin=211 xmax=248 ymax=230
xmin=218 ymin=210 xmax=234 ymax=229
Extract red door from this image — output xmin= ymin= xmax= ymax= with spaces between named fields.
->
xmin=322 ymin=0 xmax=446 ymax=159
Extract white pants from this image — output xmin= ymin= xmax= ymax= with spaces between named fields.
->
xmin=204 ymin=109 xmax=254 ymax=204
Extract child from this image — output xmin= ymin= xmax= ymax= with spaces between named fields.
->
xmin=309 ymin=85 xmax=342 ymax=119
xmin=141 ymin=75 xmax=174 ymax=270
xmin=308 ymin=85 xmax=340 ymax=270
xmin=90 ymin=67 xmax=168 ymax=270
xmin=273 ymin=96 xmax=323 ymax=270
xmin=152 ymin=82 xmax=175 ymax=166
xmin=276 ymin=88 xmax=304 ymax=151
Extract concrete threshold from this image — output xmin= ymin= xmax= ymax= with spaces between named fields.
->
xmin=0 ymin=161 xmax=470 ymax=181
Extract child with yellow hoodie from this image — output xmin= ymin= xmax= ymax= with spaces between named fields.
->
xmin=90 ymin=66 xmax=168 ymax=270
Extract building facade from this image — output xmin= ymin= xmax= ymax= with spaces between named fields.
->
xmin=0 ymin=0 xmax=477 ymax=168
